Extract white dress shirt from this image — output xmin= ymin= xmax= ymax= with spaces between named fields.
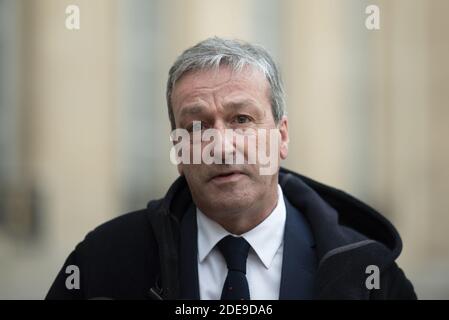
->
xmin=196 ymin=184 xmax=286 ymax=300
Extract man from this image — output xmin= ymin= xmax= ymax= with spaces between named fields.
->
xmin=46 ymin=37 xmax=416 ymax=300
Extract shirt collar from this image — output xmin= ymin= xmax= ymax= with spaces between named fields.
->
xmin=196 ymin=185 xmax=286 ymax=269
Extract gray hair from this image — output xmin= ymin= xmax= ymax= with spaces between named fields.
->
xmin=166 ymin=37 xmax=286 ymax=129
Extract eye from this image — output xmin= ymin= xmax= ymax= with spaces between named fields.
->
xmin=234 ymin=115 xmax=252 ymax=124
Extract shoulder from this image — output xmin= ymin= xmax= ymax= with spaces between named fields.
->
xmin=46 ymin=206 xmax=163 ymax=299
xmin=78 ymin=205 xmax=163 ymax=261
xmin=84 ymin=209 xmax=153 ymax=244
xmin=378 ymin=262 xmax=417 ymax=299
xmin=364 ymin=262 xmax=417 ymax=300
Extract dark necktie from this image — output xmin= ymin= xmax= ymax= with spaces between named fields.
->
xmin=217 ymin=235 xmax=251 ymax=300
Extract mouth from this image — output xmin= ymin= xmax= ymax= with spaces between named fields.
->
xmin=209 ymin=170 xmax=246 ymax=184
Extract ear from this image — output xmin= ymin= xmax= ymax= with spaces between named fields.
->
xmin=278 ymin=116 xmax=289 ymax=160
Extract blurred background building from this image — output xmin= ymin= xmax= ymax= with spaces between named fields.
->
xmin=0 ymin=0 xmax=448 ymax=299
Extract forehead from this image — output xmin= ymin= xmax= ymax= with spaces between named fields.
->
xmin=171 ymin=65 xmax=270 ymax=108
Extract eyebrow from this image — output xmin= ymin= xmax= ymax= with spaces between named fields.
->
xmin=223 ymin=98 xmax=260 ymax=110
xmin=178 ymin=105 xmax=207 ymax=118
xmin=177 ymin=98 xmax=262 ymax=121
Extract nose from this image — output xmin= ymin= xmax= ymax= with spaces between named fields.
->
xmin=210 ymin=123 xmax=236 ymax=164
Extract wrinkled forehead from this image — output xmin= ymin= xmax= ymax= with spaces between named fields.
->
xmin=171 ymin=65 xmax=271 ymax=108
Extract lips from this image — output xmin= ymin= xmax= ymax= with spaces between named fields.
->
xmin=209 ymin=169 xmax=246 ymax=183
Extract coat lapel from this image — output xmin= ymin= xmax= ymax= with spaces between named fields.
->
xmin=279 ymin=197 xmax=317 ymax=299
xmin=179 ymin=204 xmax=200 ymax=299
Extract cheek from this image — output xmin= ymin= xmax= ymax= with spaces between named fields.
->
xmin=183 ymin=164 xmax=206 ymax=184
xmin=254 ymin=129 xmax=278 ymax=156
xmin=184 ymin=170 xmax=203 ymax=195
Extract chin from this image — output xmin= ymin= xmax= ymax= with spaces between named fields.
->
xmin=206 ymin=190 xmax=255 ymax=213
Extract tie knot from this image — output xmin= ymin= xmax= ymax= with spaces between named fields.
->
xmin=217 ymin=235 xmax=250 ymax=273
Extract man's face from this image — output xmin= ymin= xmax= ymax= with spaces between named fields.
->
xmin=171 ymin=65 xmax=289 ymax=217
